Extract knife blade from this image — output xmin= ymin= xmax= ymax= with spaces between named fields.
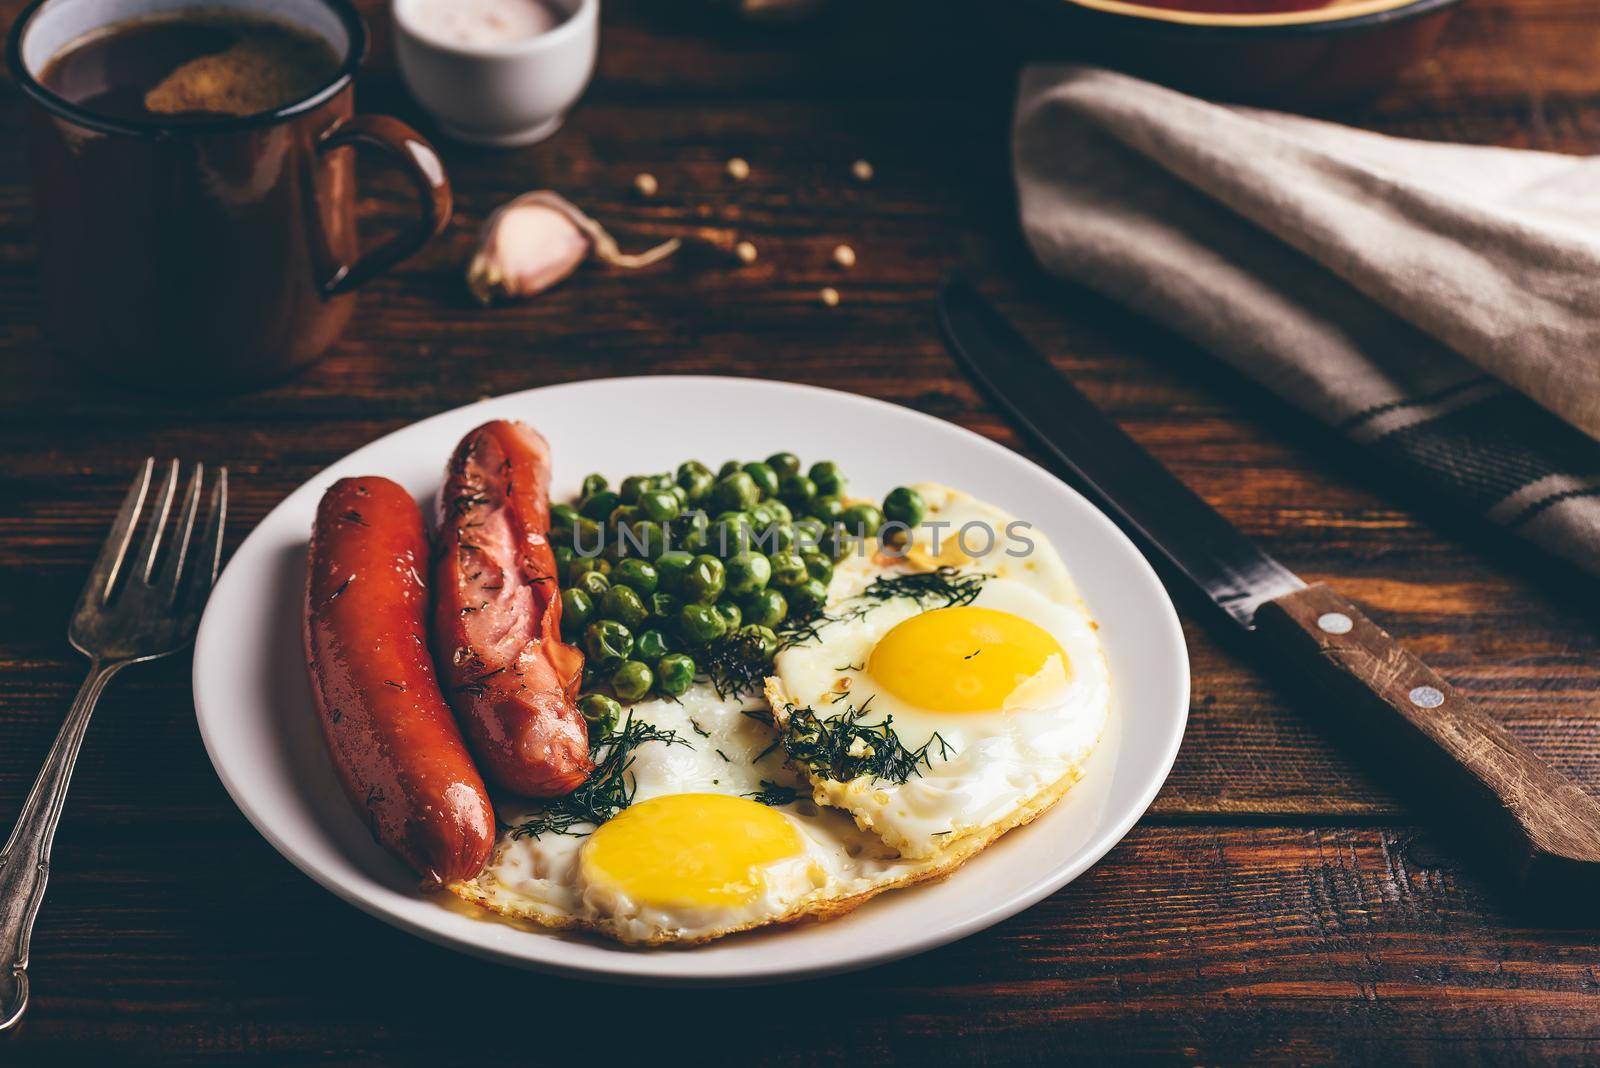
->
xmin=939 ymin=274 xmax=1303 ymax=629
xmin=939 ymin=273 xmax=1600 ymax=896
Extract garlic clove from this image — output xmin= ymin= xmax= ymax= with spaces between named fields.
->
xmin=467 ymin=200 xmax=590 ymax=305
xmin=466 ymin=190 xmax=681 ymax=305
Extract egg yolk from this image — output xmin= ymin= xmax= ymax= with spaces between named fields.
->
xmin=582 ymin=793 xmax=804 ymax=909
xmin=867 ymin=605 xmax=1068 ymax=713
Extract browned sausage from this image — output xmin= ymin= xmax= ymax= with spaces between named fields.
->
xmin=432 ymin=420 xmax=592 ymax=797
xmin=303 ymin=477 xmax=495 ymax=885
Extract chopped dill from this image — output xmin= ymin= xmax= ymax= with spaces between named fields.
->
xmin=747 ymin=700 xmax=955 ymax=786
xmin=701 ymin=627 xmax=774 ymax=699
xmin=744 ymin=780 xmax=800 ymax=807
xmin=861 ymin=566 xmax=988 ymax=609
xmin=507 ymin=713 xmax=688 ymax=839
xmin=964 ymin=648 xmax=982 ymax=660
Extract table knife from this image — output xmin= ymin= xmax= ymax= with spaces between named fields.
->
xmin=939 ymin=274 xmax=1600 ymax=895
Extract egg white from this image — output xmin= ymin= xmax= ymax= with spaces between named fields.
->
xmin=449 ymin=686 xmax=979 ymax=945
xmin=768 ymin=483 xmax=1112 ymax=859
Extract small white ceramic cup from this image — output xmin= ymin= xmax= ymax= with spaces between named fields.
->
xmin=392 ymin=0 xmax=598 ymax=147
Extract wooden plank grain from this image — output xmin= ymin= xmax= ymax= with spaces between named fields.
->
xmin=1 ymin=0 xmax=1599 ymax=1058
xmin=0 ymin=822 xmax=1597 ymax=1064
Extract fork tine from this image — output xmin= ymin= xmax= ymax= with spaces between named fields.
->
xmin=133 ymin=459 xmax=180 ymax=584
xmin=156 ymin=462 xmax=205 ymax=606
xmin=81 ymin=458 xmax=154 ymax=607
xmin=180 ymin=467 xmax=228 ymax=619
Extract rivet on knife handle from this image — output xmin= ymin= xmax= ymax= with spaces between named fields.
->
xmin=1254 ymin=584 xmax=1600 ymax=890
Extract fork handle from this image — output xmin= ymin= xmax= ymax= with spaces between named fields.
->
xmin=0 ymin=659 xmax=122 ymax=1032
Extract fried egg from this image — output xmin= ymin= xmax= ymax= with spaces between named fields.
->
xmin=449 ymin=685 xmax=989 ymax=945
xmin=766 ymin=483 xmax=1111 ymax=859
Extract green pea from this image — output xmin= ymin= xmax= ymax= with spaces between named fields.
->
xmin=741 ymin=462 xmax=779 ymax=499
xmin=619 ymin=475 xmax=653 ymax=505
xmin=551 ymin=502 xmax=581 ymax=528
xmin=717 ymin=460 xmax=742 ymax=479
xmin=676 ymin=460 xmax=710 ymax=484
xmin=568 ymin=554 xmax=609 ymax=581
xmin=749 ymin=500 xmax=781 ymax=527
xmin=678 ymin=466 xmax=715 ymax=505
xmin=560 ymin=588 xmax=594 ymax=639
xmin=608 ymin=503 xmax=640 ymax=529
xmin=668 ymin=483 xmax=689 ymax=508
xmin=788 ymin=577 xmax=829 ymax=616
xmin=741 ymin=588 xmax=787 ymax=629
xmin=601 ymin=585 xmax=649 ymax=630
xmin=635 ymin=628 xmax=673 ymax=663
xmin=581 ymin=473 xmax=609 ymax=499
xmin=793 ymin=516 xmax=827 ymax=550
xmin=779 ymin=473 xmax=816 ymax=509
xmin=711 ymin=471 xmax=760 ymax=514
xmin=585 ymin=619 xmax=633 ymax=663
xmin=578 ymin=693 xmax=621 ymax=737
xmin=655 ymin=550 xmax=694 ymax=594
xmin=580 ymin=489 xmax=621 ymax=521
xmin=552 ymin=544 xmax=575 ymax=575
xmin=766 ymin=452 xmax=801 ymax=479
xmin=676 ymin=602 xmax=727 ymax=645
xmin=683 ymin=554 xmax=725 ymax=603
xmin=670 ymin=510 xmax=709 ymax=549
xmin=714 ymin=600 xmax=743 ymax=632
xmin=725 ymin=550 xmax=772 ymax=597
xmin=882 ymin=486 xmax=927 ymax=528
xmin=841 ymin=502 xmax=884 ymax=538
xmin=611 ymin=660 xmax=653 ymax=702
xmin=711 ymin=512 xmax=754 ymax=556
xmin=567 ymin=517 xmax=604 ymax=557
xmin=735 ymin=623 xmax=780 ymax=659
xmin=621 ymin=519 xmax=666 ymax=559
xmin=679 ymin=522 xmax=710 ymax=554
xmin=769 ymin=551 xmax=807 ymax=588
xmin=802 ymin=551 xmax=833 ymax=585
xmin=656 ymin=653 xmax=696 ymax=697
xmin=639 ymin=490 xmax=680 ymax=523
xmin=808 ymin=495 xmax=845 ymax=522
xmin=820 ymin=526 xmax=852 ymax=562
xmin=755 ymin=522 xmax=795 ymax=553
xmin=613 ymin=558 xmax=659 ymax=595
xmin=649 ymin=591 xmax=682 ymax=621
xmin=576 ymin=569 xmax=610 ymax=599
xmin=809 ymin=461 xmax=845 ymax=498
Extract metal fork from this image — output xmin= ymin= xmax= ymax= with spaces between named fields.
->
xmin=0 ymin=458 xmax=226 ymax=1033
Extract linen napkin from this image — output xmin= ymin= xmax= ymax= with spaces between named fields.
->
xmin=1013 ymin=65 xmax=1600 ymax=576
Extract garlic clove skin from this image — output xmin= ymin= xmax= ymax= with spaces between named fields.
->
xmin=467 ymin=200 xmax=591 ymax=305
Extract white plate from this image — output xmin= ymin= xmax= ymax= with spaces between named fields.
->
xmin=192 ymin=376 xmax=1189 ymax=985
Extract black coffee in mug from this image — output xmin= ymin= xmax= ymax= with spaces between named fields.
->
xmin=39 ymin=9 xmax=341 ymax=123
xmin=12 ymin=0 xmax=452 ymax=391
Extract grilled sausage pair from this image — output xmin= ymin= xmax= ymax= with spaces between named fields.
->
xmin=301 ymin=421 xmax=590 ymax=884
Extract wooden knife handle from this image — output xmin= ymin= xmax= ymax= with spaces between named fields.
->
xmin=1254 ymin=584 xmax=1600 ymax=892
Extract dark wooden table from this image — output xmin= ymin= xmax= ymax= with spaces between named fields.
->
xmin=6 ymin=0 xmax=1600 ymax=1062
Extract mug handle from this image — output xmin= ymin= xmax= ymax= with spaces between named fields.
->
xmin=315 ymin=114 xmax=452 ymax=296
